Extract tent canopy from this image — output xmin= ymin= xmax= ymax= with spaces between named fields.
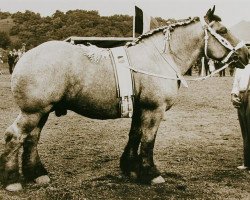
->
xmin=64 ymin=36 xmax=134 ymax=48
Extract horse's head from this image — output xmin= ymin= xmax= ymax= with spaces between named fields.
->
xmin=202 ymin=6 xmax=249 ymax=69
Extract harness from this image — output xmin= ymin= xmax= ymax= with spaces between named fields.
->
xmin=77 ymin=16 xmax=247 ymax=118
xmin=125 ymin=16 xmax=247 ymax=85
xmin=199 ymin=16 xmax=245 ymax=65
xmin=110 ymin=47 xmax=134 ymax=118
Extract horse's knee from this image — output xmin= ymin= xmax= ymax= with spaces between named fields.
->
xmin=4 ymin=124 xmax=21 ymax=144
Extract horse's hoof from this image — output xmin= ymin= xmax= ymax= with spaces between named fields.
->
xmin=5 ymin=183 xmax=22 ymax=192
xmin=35 ymin=175 xmax=50 ymax=185
xmin=151 ymin=176 xmax=165 ymax=185
xmin=237 ymin=165 xmax=248 ymax=170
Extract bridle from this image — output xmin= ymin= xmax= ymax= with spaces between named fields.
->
xmin=200 ymin=16 xmax=245 ymax=66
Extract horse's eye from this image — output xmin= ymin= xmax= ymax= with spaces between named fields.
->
xmin=216 ymin=27 xmax=227 ymax=34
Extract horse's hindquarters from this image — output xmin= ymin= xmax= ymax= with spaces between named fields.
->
xmin=12 ymin=41 xmax=121 ymax=119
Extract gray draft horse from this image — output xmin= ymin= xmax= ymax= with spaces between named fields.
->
xmin=0 ymin=7 xmax=249 ymax=191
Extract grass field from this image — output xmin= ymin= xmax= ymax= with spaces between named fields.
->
xmin=0 ymin=65 xmax=249 ymax=200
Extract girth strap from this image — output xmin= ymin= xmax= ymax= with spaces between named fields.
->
xmin=110 ymin=47 xmax=134 ymax=118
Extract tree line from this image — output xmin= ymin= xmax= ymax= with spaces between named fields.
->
xmin=0 ymin=10 xmax=173 ymax=51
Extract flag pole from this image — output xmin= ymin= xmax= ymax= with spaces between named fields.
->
xmin=133 ymin=3 xmax=136 ymax=39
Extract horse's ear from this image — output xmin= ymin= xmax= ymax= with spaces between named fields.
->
xmin=206 ymin=8 xmax=212 ymax=17
xmin=211 ymin=5 xmax=215 ymax=15
xmin=205 ymin=5 xmax=216 ymax=22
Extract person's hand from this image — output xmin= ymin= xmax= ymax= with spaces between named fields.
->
xmin=231 ymin=94 xmax=241 ymax=108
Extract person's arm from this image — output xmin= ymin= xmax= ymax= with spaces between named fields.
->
xmin=231 ymin=69 xmax=240 ymax=95
xmin=231 ymin=70 xmax=241 ymax=108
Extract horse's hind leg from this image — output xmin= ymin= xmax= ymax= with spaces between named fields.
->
xmin=22 ymin=113 xmax=50 ymax=184
xmin=0 ymin=112 xmax=42 ymax=191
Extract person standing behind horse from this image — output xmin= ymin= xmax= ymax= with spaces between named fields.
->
xmin=7 ymin=48 xmax=25 ymax=74
xmin=7 ymin=50 xmax=16 ymax=74
xmin=0 ymin=53 xmax=3 ymax=75
xmin=231 ymin=63 xmax=250 ymax=171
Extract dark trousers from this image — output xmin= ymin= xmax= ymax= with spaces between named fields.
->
xmin=219 ymin=69 xmax=225 ymax=77
xmin=238 ymin=92 xmax=250 ymax=167
xmin=8 ymin=63 xmax=13 ymax=74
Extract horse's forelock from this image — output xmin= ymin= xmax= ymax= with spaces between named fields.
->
xmin=209 ymin=14 xmax=221 ymax=22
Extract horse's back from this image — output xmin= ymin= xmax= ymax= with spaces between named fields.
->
xmin=14 ymin=41 xmax=80 ymax=72
xmin=11 ymin=41 xmax=119 ymax=118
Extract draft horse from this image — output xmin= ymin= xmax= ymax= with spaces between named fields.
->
xmin=0 ymin=7 xmax=249 ymax=191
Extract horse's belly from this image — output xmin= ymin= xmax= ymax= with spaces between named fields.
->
xmin=65 ymin=77 xmax=121 ymax=119
xmin=67 ymin=96 xmax=120 ymax=119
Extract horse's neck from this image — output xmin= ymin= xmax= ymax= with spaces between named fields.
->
xmin=127 ymin=34 xmax=178 ymax=76
xmin=126 ymin=23 xmax=204 ymax=75
xmin=167 ymin=22 xmax=204 ymax=74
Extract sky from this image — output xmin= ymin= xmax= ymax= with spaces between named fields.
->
xmin=0 ymin=0 xmax=250 ymax=27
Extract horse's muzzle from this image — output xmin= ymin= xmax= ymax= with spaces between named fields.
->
xmin=229 ymin=52 xmax=248 ymax=69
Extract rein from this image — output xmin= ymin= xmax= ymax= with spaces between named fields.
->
xmin=123 ymin=60 xmax=232 ymax=82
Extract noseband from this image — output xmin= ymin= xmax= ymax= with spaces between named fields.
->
xmin=200 ymin=16 xmax=245 ymax=65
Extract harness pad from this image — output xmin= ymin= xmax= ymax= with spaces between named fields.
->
xmin=110 ymin=47 xmax=134 ymax=118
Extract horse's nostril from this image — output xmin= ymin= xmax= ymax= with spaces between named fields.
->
xmin=231 ymin=55 xmax=239 ymax=62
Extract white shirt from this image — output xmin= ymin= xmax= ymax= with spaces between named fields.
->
xmin=231 ymin=64 xmax=250 ymax=95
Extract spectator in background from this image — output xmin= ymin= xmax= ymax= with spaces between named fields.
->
xmin=7 ymin=45 xmax=26 ymax=74
xmin=0 ymin=53 xmax=3 ymax=75
xmin=7 ymin=50 xmax=18 ymax=74
xmin=229 ymin=65 xmax=235 ymax=77
xmin=0 ymin=53 xmax=3 ymax=64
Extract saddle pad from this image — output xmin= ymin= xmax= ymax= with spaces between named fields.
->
xmin=110 ymin=47 xmax=133 ymax=118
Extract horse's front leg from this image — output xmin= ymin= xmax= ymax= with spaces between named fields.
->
xmin=120 ymin=106 xmax=165 ymax=184
xmin=120 ymin=108 xmax=143 ymax=180
xmin=138 ymin=107 xmax=165 ymax=184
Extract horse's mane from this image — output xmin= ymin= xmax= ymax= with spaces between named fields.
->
xmin=77 ymin=43 xmax=109 ymax=63
xmin=126 ymin=17 xmax=200 ymax=47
